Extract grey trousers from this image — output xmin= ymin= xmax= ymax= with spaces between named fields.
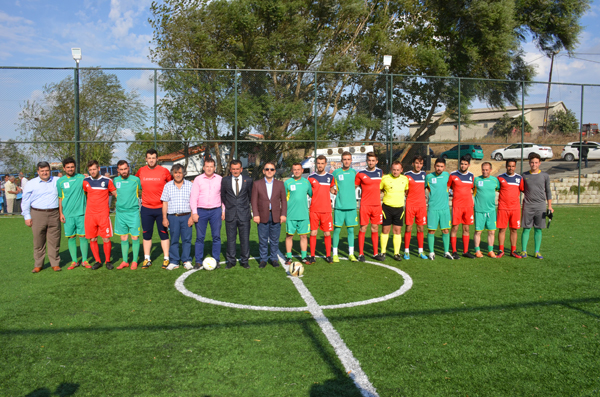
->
xmin=31 ymin=208 xmax=61 ymax=269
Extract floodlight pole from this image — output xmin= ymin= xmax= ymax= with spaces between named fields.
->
xmin=74 ymin=61 xmax=80 ymax=172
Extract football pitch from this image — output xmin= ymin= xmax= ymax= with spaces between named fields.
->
xmin=1 ymin=207 xmax=599 ymax=396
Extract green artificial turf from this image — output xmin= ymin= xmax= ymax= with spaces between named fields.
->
xmin=1 ymin=207 xmax=599 ymax=396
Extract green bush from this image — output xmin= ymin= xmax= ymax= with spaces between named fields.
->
xmin=570 ymin=185 xmax=585 ymax=194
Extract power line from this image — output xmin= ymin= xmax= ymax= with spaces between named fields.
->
xmin=564 ymin=55 xmax=600 ymax=65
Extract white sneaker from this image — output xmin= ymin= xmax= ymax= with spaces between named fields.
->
xmin=166 ymin=263 xmax=180 ymax=270
xmin=428 ymin=252 xmax=435 ymax=260
xmin=183 ymin=261 xmax=193 ymax=270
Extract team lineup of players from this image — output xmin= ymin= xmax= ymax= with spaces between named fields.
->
xmin=57 ymin=149 xmax=552 ymax=270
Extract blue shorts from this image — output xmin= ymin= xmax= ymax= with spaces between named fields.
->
xmin=141 ymin=206 xmax=169 ymax=241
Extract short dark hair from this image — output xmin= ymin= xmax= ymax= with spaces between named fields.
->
xmin=62 ymin=157 xmax=76 ymax=167
xmin=392 ymin=160 xmax=402 ymax=167
xmin=412 ymin=155 xmax=424 ymax=163
xmin=316 ymin=155 xmax=327 ymax=162
xmin=117 ymin=160 xmax=129 ymax=167
xmin=87 ymin=159 xmax=99 ymax=168
xmin=434 ymin=157 xmax=446 ymax=165
xmin=230 ymin=159 xmax=243 ymax=167
xmin=292 ymin=162 xmax=302 ymax=168
xmin=366 ymin=151 xmax=377 ymax=160
xmin=505 ymin=159 xmax=517 ymax=167
xmin=528 ymin=152 xmax=541 ymax=161
xmin=146 ymin=148 xmax=158 ymax=157
xmin=203 ymin=157 xmax=215 ymax=166
xmin=264 ymin=161 xmax=276 ymax=169
xmin=481 ymin=162 xmax=492 ymax=169
xmin=341 ymin=151 xmax=352 ymax=158
xmin=459 ymin=155 xmax=471 ymax=164
xmin=171 ymin=164 xmax=185 ymax=174
xmin=37 ymin=161 xmax=50 ymax=170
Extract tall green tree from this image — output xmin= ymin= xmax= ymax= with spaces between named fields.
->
xmin=548 ymin=109 xmax=579 ymax=135
xmin=492 ymin=113 xmax=533 ymax=142
xmin=0 ymin=140 xmax=36 ymax=174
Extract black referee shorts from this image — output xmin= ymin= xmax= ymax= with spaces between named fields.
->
xmin=382 ymin=204 xmax=405 ymax=227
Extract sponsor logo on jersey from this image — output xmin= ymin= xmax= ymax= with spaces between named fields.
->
xmin=290 ymin=184 xmax=296 ymax=191
xmin=116 ymin=182 xmax=121 ymax=188
xmin=64 ymin=182 xmax=70 ymax=189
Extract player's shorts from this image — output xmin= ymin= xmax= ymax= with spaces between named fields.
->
xmin=452 ymin=206 xmax=474 ymax=226
xmin=286 ymin=219 xmax=310 ymax=235
xmin=427 ymin=209 xmax=452 ymax=230
xmin=85 ymin=213 xmax=113 ymax=239
xmin=405 ymin=206 xmax=427 ymax=226
xmin=475 ymin=211 xmax=497 ymax=231
xmin=360 ymin=205 xmax=383 ymax=226
xmin=115 ymin=210 xmax=142 ymax=236
xmin=521 ymin=206 xmax=547 ymax=229
xmin=333 ymin=208 xmax=358 ymax=227
xmin=141 ymin=206 xmax=169 ymax=240
xmin=310 ymin=211 xmax=333 ymax=232
xmin=64 ymin=214 xmax=85 ymax=237
xmin=382 ymin=204 xmax=405 ymax=227
xmin=497 ymin=209 xmax=521 ymax=229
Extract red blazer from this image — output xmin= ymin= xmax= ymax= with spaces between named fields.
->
xmin=251 ymin=178 xmax=287 ymax=223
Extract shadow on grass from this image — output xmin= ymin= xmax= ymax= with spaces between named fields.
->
xmin=25 ymin=383 xmax=79 ymax=397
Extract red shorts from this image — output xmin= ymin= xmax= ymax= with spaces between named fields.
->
xmin=452 ymin=207 xmax=474 ymax=225
xmin=497 ymin=209 xmax=521 ymax=229
xmin=310 ymin=211 xmax=333 ymax=232
xmin=405 ymin=207 xmax=427 ymax=226
xmin=360 ymin=205 xmax=383 ymax=226
xmin=85 ymin=213 xmax=113 ymax=239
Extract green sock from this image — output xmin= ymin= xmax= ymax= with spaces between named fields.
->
xmin=286 ymin=252 xmax=292 ymax=259
xmin=68 ymin=237 xmax=78 ymax=263
xmin=442 ymin=233 xmax=450 ymax=253
xmin=80 ymin=238 xmax=89 ymax=263
xmin=121 ymin=240 xmax=130 ymax=263
xmin=301 ymin=250 xmax=307 ymax=259
xmin=428 ymin=233 xmax=435 ymax=253
xmin=521 ymin=228 xmax=531 ymax=252
xmin=131 ymin=239 xmax=140 ymax=263
xmin=347 ymin=227 xmax=355 ymax=249
xmin=534 ymin=228 xmax=542 ymax=253
xmin=488 ymin=245 xmax=494 ymax=253
xmin=475 ymin=246 xmax=481 ymax=252
xmin=333 ymin=227 xmax=341 ymax=249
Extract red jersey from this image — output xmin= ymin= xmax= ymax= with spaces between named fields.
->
xmin=308 ymin=172 xmax=333 ymax=213
xmin=404 ymin=171 xmax=426 ymax=208
xmin=448 ymin=170 xmax=474 ymax=208
xmin=497 ymin=173 xmax=523 ymax=210
xmin=355 ymin=168 xmax=383 ymax=207
xmin=82 ymin=176 xmax=116 ymax=216
xmin=135 ymin=165 xmax=172 ymax=209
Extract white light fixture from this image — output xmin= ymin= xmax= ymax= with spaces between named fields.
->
xmin=383 ymin=55 xmax=392 ymax=69
xmin=71 ymin=48 xmax=82 ymax=64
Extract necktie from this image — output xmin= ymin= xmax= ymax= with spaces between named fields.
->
xmin=235 ymin=178 xmax=239 ymax=196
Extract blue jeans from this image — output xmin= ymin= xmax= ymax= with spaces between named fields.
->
xmin=168 ymin=214 xmax=193 ymax=263
xmin=195 ymin=207 xmax=222 ymax=262
xmin=257 ymin=212 xmax=281 ymax=263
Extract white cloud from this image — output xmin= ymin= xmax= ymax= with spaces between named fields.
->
xmin=126 ymin=70 xmax=154 ymax=92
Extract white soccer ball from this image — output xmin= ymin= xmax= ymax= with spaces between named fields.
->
xmin=289 ymin=262 xmax=304 ymax=277
xmin=202 ymin=257 xmax=218 ymax=271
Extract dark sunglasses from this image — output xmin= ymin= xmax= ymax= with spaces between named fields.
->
xmin=264 ymin=168 xmax=275 ymax=171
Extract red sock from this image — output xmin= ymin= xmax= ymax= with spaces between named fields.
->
xmin=371 ymin=233 xmax=379 ymax=255
xmin=103 ymin=241 xmax=112 ymax=263
xmin=451 ymin=237 xmax=457 ymax=253
xmin=462 ymin=235 xmax=470 ymax=253
xmin=404 ymin=232 xmax=411 ymax=250
xmin=358 ymin=231 xmax=365 ymax=256
xmin=90 ymin=240 xmax=101 ymax=263
xmin=499 ymin=244 xmax=504 ymax=253
xmin=310 ymin=235 xmax=317 ymax=257
xmin=417 ymin=232 xmax=424 ymax=249
xmin=511 ymin=245 xmax=516 ymax=253
xmin=324 ymin=235 xmax=332 ymax=257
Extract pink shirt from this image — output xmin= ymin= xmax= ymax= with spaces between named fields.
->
xmin=190 ymin=173 xmax=223 ymax=214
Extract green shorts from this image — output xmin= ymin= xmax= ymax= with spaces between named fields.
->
xmin=427 ymin=209 xmax=452 ymax=230
xmin=64 ymin=214 xmax=85 ymax=237
xmin=114 ymin=210 xmax=142 ymax=236
xmin=334 ymin=208 xmax=358 ymax=227
xmin=286 ymin=219 xmax=310 ymax=235
xmin=475 ymin=211 xmax=497 ymax=231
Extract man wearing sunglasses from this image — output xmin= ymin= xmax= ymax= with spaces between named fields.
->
xmin=251 ymin=161 xmax=287 ymax=268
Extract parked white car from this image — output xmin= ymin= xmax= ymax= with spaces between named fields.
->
xmin=561 ymin=141 xmax=600 ymax=161
xmin=491 ymin=143 xmax=553 ymax=161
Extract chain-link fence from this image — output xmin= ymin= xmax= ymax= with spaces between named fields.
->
xmin=1 ymin=67 xmax=599 ymax=206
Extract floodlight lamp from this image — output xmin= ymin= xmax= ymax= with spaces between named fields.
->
xmin=71 ymin=48 xmax=82 ymax=63
xmin=383 ymin=55 xmax=392 ymax=69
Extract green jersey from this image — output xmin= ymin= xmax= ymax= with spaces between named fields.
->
xmin=332 ymin=168 xmax=358 ymax=210
xmin=284 ymin=177 xmax=312 ymax=221
xmin=473 ymin=175 xmax=499 ymax=213
xmin=425 ymin=171 xmax=450 ymax=211
xmin=114 ymin=175 xmax=142 ymax=213
xmin=57 ymin=173 xmax=86 ymax=217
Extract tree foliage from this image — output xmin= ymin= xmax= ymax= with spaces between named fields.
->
xmin=548 ymin=109 xmax=579 ymax=135
xmin=126 ymin=129 xmax=183 ymax=170
xmin=0 ymin=140 xmax=36 ymax=174
xmin=492 ymin=113 xmax=533 ymax=141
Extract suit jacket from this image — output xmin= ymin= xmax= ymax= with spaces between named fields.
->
xmin=221 ymin=174 xmax=253 ymax=222
xmin=251 ymin=178 xmax=287 ymax=223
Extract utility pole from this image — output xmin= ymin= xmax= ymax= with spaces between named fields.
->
xmin=542 ymin=52 xmax=557 ymax=134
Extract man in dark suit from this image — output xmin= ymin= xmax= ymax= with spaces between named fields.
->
xmin=251 ymin=161 xmax=287 ymax=268
xmin=221 ymin=160 xmax=253 ymax=269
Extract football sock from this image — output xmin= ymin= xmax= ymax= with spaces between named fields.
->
xmin=475 ymin=246 xmax=481 ymax=252
xmin=301 ymin=250 xmax=307 ymax=259
xmin=80 ymin=238 xmax=89 ymax=263
xmin=103 ymin=241 xmax=112 ymax=263
xmin=451 ymin=236 xmax=457 ymax=252
xmin=404 ymin=232 xmax=411 ymax=250
xmin=68 ymin=237 xmax=78 ymax=263
xmin=333 ymin=247 xmax=338 ymax=256
xmin=310 ymin=235 xmax=317 ymax=256
xmin=393 ymin=234 xmax=402 ymax=255
xmin=488 ymin=245 xmax=494 ymax=253
xmin=324 ymin=235 xmax=331 ymax=257
xmin=510 ymin=245 xmax=516 ymax=253
xmin=534 ymin=228 xmax=542 ymax=252
xmin=417 ymin=232 xmax=424 ymax=249
xmin=347 ymin=227 xmax=355 ymax=252
xmin=521 ymin=228 xmax=531 ymax=252
xmin=381 ymin=233 xmax=389 ymax=254
xmin=371 ymin=233 xmax=378 ymax=255
xmin=132 ymin=239 xmax=140 ymax=263
xmin=427 ymin=233 xmax=435 ymax=253
xmin=462 ymin=235 xmax=470 ymax=253
xmin=90 ymin=240 xmax=101 ymax=263
xmin=442 ymin=233 xmax=450 ymax=253
xmin=121 ymin=240 xmax=130 ymax=263
xmin=348 ymin=247 xmax=354 ymax=256
xmin=358 ymin=231 xmax=366 ymax=256
xmin=499 ymin=244 xmax=505 ymax=253
xmin=333 ymin=227 xmax=341 ymax=249
xmin=286 ymin=252 xmax=292 ymax=259
xmin=144 ymin=255 xmax=151 ymax=261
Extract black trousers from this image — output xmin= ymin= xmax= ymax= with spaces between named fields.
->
xmin=225 ymin=218 xmax=251 ymax=265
